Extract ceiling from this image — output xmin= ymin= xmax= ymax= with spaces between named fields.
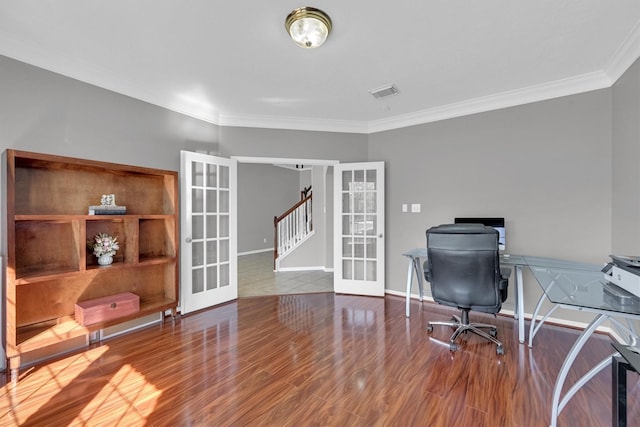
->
xmin=1 ymin=1 xmax=639 ymax=134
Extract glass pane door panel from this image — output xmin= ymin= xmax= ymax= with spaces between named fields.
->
xmin=342 ymin=171 xmax=352 ymax=191
xmin=354 ymin=193 xmax=365 ymax=213
xmin=366 ymin=169 xmax=377 ymax=186
xmin=342 ymin=215 xmax=352 ymax=235
xmin=192 ymin=242 xmax=204 ymax=266
xmin=354 ymin=215 xmax=365 ymax=235
xmin=192 ymin=268 xmax=204 ymax=293
xmin=192 ymin=189 xmax=203 ymax=213
xmin=206 ymin=266 xmax=218 ymax=290
xmin=206 ymin=189 xmax=217 ymax=212
xmin=342 ymin=193 xmax=351 ymax=213
xmin=206 ymin=241 xmax=217 ymax=264
xmin=206 ymin=215 xmax=217 ymax=238
xmin=220 ymin=166 xmax=229 ymax=188
xmin=366 ymin=215 xmax=376 ymax=235
xmin=220 ymin=240 xmax=229 ymax=262
xmin=192 ymin=216 xmax=204 ymax=240
xmin=354 ymin=260 xmax=365 ymax=280
xmin=366 ymin=238 xmax=377 ymax=258
xmin=220 ymin=191 xmax=229 ymax=214
xmin=192 ymin=162 xmax=204 ymax=186
xmin=343 ymin=260 xmax=353 ymax=280
xmin=342 ymin=237 xmax=353 ymax=257
xmin=206 ymin=164 xmax=217 ymax=187
xmin=219 ymin=215 xmax=229 ymax=237
xmin=366 ymin=193 xmax=376 ymax=213
xmin=220 ymin=264 xmax=230 ymax=287
xmin=366 ymin=261 xmax=377 ymax=281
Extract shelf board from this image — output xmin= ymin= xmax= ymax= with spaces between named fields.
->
xmin=16 ymin=257 xmax=175 ymax=284
xmin=15 ymin=297 xmax=177 ymax=354
xmin=15 ymin=214 xmax=175 ymax=221
xmin=16 ymin=317 xmax=88 ymax=353
xmin=15 ymin=266 xmax=81 ymax=284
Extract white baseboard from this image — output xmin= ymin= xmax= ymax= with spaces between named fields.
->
xmin=238 ymin=248 xmax=273 ymax=256
xmin=277 ymin=265 xmax=327 ymax=272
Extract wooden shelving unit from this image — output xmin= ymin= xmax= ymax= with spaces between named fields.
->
xmin=4 ymin=149 xmax=179 ymax=379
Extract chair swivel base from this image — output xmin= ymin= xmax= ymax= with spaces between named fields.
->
xmin=427 ymin=314 xmax=504 ymax=355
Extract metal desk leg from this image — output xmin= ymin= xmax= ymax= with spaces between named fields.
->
xmin=612 ymin=355 xmax=629 ymax=427
xmin=412 ymin=258 xmax=424 ymax=303
xmin=550 ymin=313 xmax=608 ymax=427
xmin=405 ymin=259 xmax=414 ymax=317
xmin=515 ymin=265 xmax=525 ymax=343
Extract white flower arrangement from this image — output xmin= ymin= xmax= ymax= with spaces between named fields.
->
xmin=93 ymin=233 xmax=120 ymax=257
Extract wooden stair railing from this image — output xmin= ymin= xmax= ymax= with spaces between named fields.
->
xmin=274 ymin=191 xmax=313 ymax=270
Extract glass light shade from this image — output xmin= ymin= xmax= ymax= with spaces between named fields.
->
xmin=286 ymin=7 xmax=332 ymax=49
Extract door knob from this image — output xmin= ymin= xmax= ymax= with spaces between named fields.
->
xmin=185 ymin=237 xmax=192 ymax=243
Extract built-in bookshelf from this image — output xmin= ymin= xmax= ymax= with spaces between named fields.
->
xmin=3 ymin=149 xmax=179 ymax=379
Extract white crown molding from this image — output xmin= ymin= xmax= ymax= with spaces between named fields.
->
xmin=604 ymin=20 xmax=640 ymax=84
xmin=3 ymin=26 xmax=638 ymax=136
xmin=366 ymin=71 xmax=612 ymax=134
xmin=218 ymin=112 xmax=368 ymax=134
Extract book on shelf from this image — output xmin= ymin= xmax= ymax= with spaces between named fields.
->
xmin=88 ymin=205 xmax=127 ymax=215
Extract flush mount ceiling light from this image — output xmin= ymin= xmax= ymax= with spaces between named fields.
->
xmin=285 ymin=7 xmax=332 ymax=49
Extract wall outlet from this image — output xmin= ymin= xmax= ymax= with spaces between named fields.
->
xmin=263 ymin=238 xmax=267 ymax=243
xmin=411 ymin=203 xmax=421 ymax=213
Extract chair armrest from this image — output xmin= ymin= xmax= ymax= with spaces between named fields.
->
xmin=500 ymin=267 xmax=512 ymax=280
xmin=423 ymin=260 xmax=431 ymax=282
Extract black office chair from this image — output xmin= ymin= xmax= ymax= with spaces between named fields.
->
xmin=423 ymin=223 xmax=511 ymax=354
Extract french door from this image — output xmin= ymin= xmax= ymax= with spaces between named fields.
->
xmin=333 ymin=162 xmax=385 ymax=296
xmin=180 ymin=151 xmax=237 ymax=314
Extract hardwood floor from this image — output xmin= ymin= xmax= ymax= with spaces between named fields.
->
xmin=1 ymin=293 xmax=638 ymax=426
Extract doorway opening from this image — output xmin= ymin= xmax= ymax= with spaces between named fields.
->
xmin=233 ymin=156 xmax=338 ymax=297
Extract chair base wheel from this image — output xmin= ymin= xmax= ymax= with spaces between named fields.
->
xmin=490 ymin=328 xmax=497 ymax=337
xmin=449 ymin=342 xmax=458 ymax=352
xmin=496 ymin=345 xmax=504 ymax=355
xmin=427 ymin=324 xmax=434 ymax=333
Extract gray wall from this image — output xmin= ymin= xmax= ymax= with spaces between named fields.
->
xmin=369 ymin=89 xmax=613 ymax=319
xmin=237 ymin=163 xmax=300 ymax=253
xmin=2 ymin=53 xmax=639 ymax=327
xmin=612 ymin=58 xmax=640 ymax=254
xmin=0 ymin=55 xmax=368 ymax=257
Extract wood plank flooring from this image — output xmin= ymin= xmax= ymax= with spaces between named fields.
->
xmin=1 ymin=293 xmax=638 ymax=426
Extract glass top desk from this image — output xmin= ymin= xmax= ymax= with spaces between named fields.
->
xmin=526 ymin=260 xmax=640 ymax=427
xmin=403 ymin=249 xmax=640 ymax=426
xmin=402 ymin=248 xmax=528 ymax=342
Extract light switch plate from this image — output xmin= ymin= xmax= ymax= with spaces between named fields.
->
xmin=402 ymin=204 xmax=408 ymax=212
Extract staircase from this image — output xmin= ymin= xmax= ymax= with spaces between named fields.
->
xmin=273 ymin=186 xmax=313 ymax=270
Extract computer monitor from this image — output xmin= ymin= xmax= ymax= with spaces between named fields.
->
xmin=454 ymin=217 xmax=506 ymax=251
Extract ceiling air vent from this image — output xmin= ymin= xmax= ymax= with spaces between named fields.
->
xmin=369 ymin=84 xmax=399 ymax=99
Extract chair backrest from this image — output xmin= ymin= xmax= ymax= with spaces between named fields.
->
xmin=425 ymin=223 xmax=502 ymax=313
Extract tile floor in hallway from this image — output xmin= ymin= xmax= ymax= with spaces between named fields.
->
xmin=238 ymin=251 xmax=333 ymax=297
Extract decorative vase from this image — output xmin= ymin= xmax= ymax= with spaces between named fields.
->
xmin=98 ymin=254 xmax=113 ymax=266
